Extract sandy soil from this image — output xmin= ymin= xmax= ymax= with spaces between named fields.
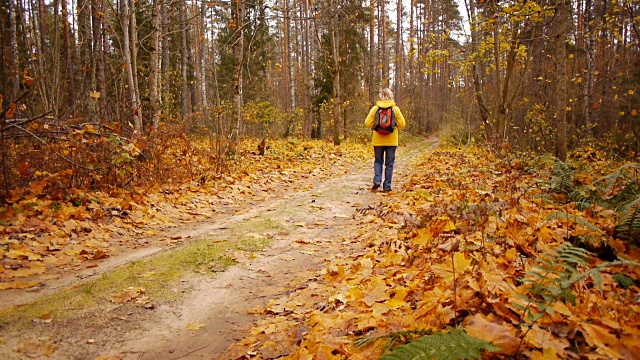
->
xmin=0 ymin=141 xmax=434 ymax=360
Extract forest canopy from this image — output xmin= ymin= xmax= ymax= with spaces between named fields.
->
xmin=1 ymin=0 xmax=639 ymax=196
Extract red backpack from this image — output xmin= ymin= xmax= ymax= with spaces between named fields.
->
xmin=373 ymin=106 xmax=396 ymax=135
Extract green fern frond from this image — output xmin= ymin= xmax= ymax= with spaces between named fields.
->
xmin=550 ymin=160 xmax=575 ymax=194
xmin=569 ymin=189 xmax=594 ymax=210
xmin=529 ymin=153 xmax=558 ymax=172
xmin=531 ymin=193 xmax=554 ymax=205
xmin=355 ymin=329 xmax=433 ymax=353
xmin=606 ymin=184 xmax=640 ymax=210
xmin=612 ymin=273 xmax=636 ymax=289
xmin=594 ymin=163 xmax=639 ymax=196
xmin=615 ymin=196 xmax=640 ymax=244
xmin=380 ymin=328 xmax=501 ymax=360
xmin=546 ymin=211 xmax=604 ymax=234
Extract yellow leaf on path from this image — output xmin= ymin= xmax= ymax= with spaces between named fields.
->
xmin=6 ymin=249 xmax=42 ymax=260
xmin=92 ymin=249 xmax=109 ymax=260
xmin=444 ymin=220 xmax=456 ymax=232
xmin=505 ymin=247 xmax=516 ymax=262
xmin=531 ymin=348 xmax=559 ymax=360
xmin=453 ymin=252 xmax=471 ymax=273
xmin=384 ymin=251 xmax=404 ymax=265
xmin=580 ymin=322 xmax=625 ymax=359
xmin=110 ymin=286 xmax=145 ymax=304
xmin=385 ymin=298 xmax=407 ymax=310
xmin=551 ymin=301 xmax=572 ymax=317
xmin=324 ymin=266 xmax=345 ymax=282
xmin=411 ymin=228 xmax=432 ymax=246
xmin=0 ymin=280 xmax=40 ymax=290
xmin=356 ymin=315 xmax=378 ymax=331
xmin=371 ymin=303 xmax=390 ymax=317
xmin=524 ymin=325 xmax=569 ymax=357
xmin=17 ymin=339 xmax=58 ymax=357
xmin=346 ymin=286 xmax=366 ymax=302
xmin=464 ymin=313 xmax=520 ymax=354
xmin=538 ymin=226 xmax=557 ymax=243
xmin=4 ymin=263 xmax=46 ymax=278
xmin=362 ymin=284 xmax=388 ymax=307
xmin=392 ymin=287 xmax=409 ymax=301
xmin=186 ymin=322 xmax=204 ymax=331
xmin=84 ymin=124 xmax=99 ymax=134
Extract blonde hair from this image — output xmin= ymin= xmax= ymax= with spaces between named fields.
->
xmin=379 ymin=88 xmax=394 ymax=101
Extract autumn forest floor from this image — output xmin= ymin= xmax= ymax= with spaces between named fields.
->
xmin=1 ymin=136 xmax=640 ymax=360
xmin=0 ymin=138 xmax=436 ymax=359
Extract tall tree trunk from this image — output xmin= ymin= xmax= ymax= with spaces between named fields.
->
xmin=489 ymin=0 xmax=501 ymax=139
xmin=120 ymin=0 xmax=142 ymax=131
xmin=582 ymin=0 xmax=594 ymax=136
xmin=91 ymin=0 xmax=106 ymax=120
xmin=100 ymin=4 xmax=108 ymax=117
xmin=408 ymin=0 xmax=415 ymax=110
xmin=79 ymin=0 xmax=92 ymax=117
xmin=199 ymin=0 xmax=209 ymax=123
xmin=555 ymin=0 xmax=568 ymax=161
xmin=331 ymin=3 xmax=342 ymax=145
xmin=283 ymin=0 xmax=293 ymax=136
xmin=466 ymin=0 xmax=489 ymax=127
xmin=150 ymin=0 xmax=162 ymax=129
xmin=231 ymin=0 xmax=245 ymax=144
xmin=130 ymin=0 xmax=142 ymax=130
xmin=61 ymin=0 xmax=75 ymax=115
xmin=369 ymin=0 xmax=376 ymax=103
xmin=395 ymin=0 xmax=403 ymax=102
xmin=35 ymin=0 xmax=52 ymax=110
xmin=9 ymin=0 xmax=20 ymax=98
xmin=180 ymin=0 xmax=190 ymax=119
xmin=161 ymin=2 xmax=170 ymax=108
xmin=380 ymin=0 xmax=389 ymax=87
xmin=304 ymin=0 xmax=313 ymax=136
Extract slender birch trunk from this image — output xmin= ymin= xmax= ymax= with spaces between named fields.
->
xmin=330 ymin=0 xmax=341 ymax=145
xmin=91 ymin=0 xmax=106 ymax=120
xmin=79 ymin=0 xmax=92 ymax=117
xmin=369 ymin=0 xmax=376 ymax=103
xmin=61 ymin=0 xmax=75 ymax=114
xmin=231 ymin=0 xmax=245 ymax=144
xmin=555 ymin=0 xmax=568 ymax=161
xmin=120 ymin=0 xmax=142 ymax=131
xmin=150 ymin=0 xmax=162 ymax=129
xmin=130 ymin=0 xmax=142 ymax=130
xmin=199 ymin=0 xmax=209 ymax=123
xmin=395 ymin=0 xmax=403 ymax=102
xmin=180 ymin=0 xmax=190 ymax=119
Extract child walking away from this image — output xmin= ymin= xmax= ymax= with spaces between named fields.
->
xmin=364 ymin=88 xmax=407 ymax=192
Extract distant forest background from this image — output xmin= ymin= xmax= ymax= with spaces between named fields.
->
xmin=1 ymin=0 xmax=639 ymax=195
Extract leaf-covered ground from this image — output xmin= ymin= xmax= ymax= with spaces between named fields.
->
xmin=221 ymin=146 xmax=640 ymax=360
xmin=1 ymin=139 xmax=639 ymax=360
xmin=0 ymin=139 xmax=368 ymax=301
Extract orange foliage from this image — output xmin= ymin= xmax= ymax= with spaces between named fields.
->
xmin=222 ymin=146 xmax=640 ymax=359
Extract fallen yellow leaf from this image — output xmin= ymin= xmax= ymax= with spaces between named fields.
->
xmin=186 ymin=322 xmax=205 ymax=331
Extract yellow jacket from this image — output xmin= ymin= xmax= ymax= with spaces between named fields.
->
xmin=364 ymin=100 xmax=406 ymax=146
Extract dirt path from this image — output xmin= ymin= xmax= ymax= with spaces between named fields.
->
xmin=1 ymin=140 xmax=436 ymax=360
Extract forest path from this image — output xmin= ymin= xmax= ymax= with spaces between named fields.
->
xmin=1 ymin=139 xmax=437 ymax=360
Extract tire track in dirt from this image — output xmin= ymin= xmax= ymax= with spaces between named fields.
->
xmin=1 ymin=140 xmax=436 ymax=360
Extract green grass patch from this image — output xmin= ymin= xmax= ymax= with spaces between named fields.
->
xmin=0 ymin=232 xmax=273 ymax=331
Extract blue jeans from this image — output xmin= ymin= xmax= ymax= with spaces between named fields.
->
xmin=373 ymin=146 xmax=397 ymax=191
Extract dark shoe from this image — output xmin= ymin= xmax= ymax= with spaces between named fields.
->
xmin=371 ymin=184 xmax=381 ymax=191
xmin=382 ymin=189 xmax=392 ymax=193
